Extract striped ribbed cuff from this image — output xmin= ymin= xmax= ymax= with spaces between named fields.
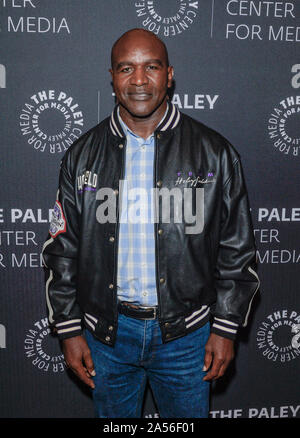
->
xmin=211 ymin=317 xmax=239 ymax=340
xmin=55 ymin=319 xmax=83 ymax=340
xmin=185 ymin=306 xmax=210 ymax=330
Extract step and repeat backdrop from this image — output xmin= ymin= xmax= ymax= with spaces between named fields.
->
xmin=1 ymin=0 xmax=299 ymax=419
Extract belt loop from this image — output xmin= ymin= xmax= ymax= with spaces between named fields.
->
xmin=153 ymin=307 xmax=157 ymax=320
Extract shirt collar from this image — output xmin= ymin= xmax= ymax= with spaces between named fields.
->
xmin=109 ymin=101 xmax=181 ymax=138
xmin=117 ymin=105 xmax=168 ymax=142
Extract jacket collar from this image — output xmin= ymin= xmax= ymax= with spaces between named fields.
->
xmin=109 ymin=102 xmax=181 ymax=138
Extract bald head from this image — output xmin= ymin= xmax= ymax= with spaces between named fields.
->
xmin=111 ymin=28 xmax=169 ymax=69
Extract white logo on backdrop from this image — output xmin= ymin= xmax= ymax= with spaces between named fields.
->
xmin=224 ymin=1 xmax=298 ymax=42
xmin=256 ymin=309 xmax=300 ymax=364
xmin=19 ymin=90 xmax=84 ymax=154
xmin=1 ymin=0 xmax=71 ymax=34
xmin=210 ymin=404 xmax=300 ymax=419
xmin=0 ymin=64 xmax=6 ymax=88
xmin=266 ymin=65 xmax=300 ymax=158
xmin=267 ymin=96 xmax=300 ymax=157
xmin=0 ymin=324 xmax=6 ymax=349
xmin=291 ymin=64 xmax=300 ymax=89
xmin=134 ymin=0 xmax=199 ymax=37
xmin=111 ymin=91 xmax=219 ymax=110
xmin=24 ymin=317 xmax=66 ymax=373
xmin=291 ymin=324 xmax=300 ymax=349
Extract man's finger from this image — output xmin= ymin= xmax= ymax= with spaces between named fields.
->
xmin=213 ymin=362 xmax=227 ymax=380
xmin=83 ymin=350 xmax=96 ymax=376
xmin=203 ymin=350 xmax=213 ymax=372
xmin=70 ymin=362 xmax=95 ymax=389
xmin=83 ymin=365 xmax=96 ymax=377
xmin=83 ymin=367 xmax=94 ymax=378
xmin=203 ymin=358 xmax=224 ymax=381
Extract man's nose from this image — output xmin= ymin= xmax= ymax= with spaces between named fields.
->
xmin=130 ymin=66 xmax=148 ymax=86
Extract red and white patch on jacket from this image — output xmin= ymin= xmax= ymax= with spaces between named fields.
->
xmin=49 ymin=200 xmax=66 ymax=238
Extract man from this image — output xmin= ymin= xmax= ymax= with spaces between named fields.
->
xmin=42 ymin=29 xmax=259 ymax=418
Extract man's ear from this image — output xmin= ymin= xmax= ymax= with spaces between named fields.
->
xmin=167 ymin=66 xmax=174 ymax=88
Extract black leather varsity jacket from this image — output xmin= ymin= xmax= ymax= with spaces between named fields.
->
xmin=42 ymin=103 xmax=259 ymax=346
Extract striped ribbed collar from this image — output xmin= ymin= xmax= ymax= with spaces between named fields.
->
xmin=109 ymin=102 xmax=181 ymax=138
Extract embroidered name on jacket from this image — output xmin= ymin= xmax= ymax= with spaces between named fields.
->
xmin=175 ymin=171 xmax=216 ymax=187
xmin=77 ymin=171 xmax=98 ymax=192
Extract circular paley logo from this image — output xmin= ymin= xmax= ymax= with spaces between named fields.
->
xmin=24 ymin=317 xmax=66 ymax=373
xmin=256 ymin=309 xmax=300 ymax=364
xmin=134 ymin=0 xmax=199 ymax=37
xmin=267 ymin=95 xmax=300 ymax=158
xmin=19 ymin=90 xmax=84 ymax=154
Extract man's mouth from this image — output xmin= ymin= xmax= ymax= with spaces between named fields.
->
xmin=128 ymin=92 xmax=152 ymax=100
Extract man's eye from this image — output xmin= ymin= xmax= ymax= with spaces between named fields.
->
xmin=120 ymin=67 xmax=132 ymax=73
xmin=147 ymin=65 xmax=158 ymax=70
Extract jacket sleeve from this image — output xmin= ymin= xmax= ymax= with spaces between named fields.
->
xmin=42 ymin=155 xmax=83 ymax=340
xmin=210 ymin=156 xmax=260 ymax=341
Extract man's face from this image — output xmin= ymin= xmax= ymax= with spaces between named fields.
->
xmin=110 ymin=33 xmax=173 ymax=118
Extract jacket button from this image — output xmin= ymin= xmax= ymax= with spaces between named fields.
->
xmin=166 ymin=333 xmax=171 ymax=339
xmin=165 ymin=322 xmax=170 ymax=328
xmin=157 ymin=133 xmax=161 ymax=139
xmin=158 ymin=229 xmax=163 ymax=235
xmin=109 ymin=283 xmax=114 ymax=289
xmin=108 ymin=326 xmax=114 ymax=331
xmin=114 ymin=189 xmax=119 ymax=195
xmin=109 ymin=236 xmax=115 ymax=242
xmin=159 ymin=277 xmax=165 ymax=284
xmin=118 ymin=144 xmax=124 ymax=149
xmin=105 ymin=336 xmax=111 ymax=342
xmin=156 ymin=180 xmax=162 ymax=187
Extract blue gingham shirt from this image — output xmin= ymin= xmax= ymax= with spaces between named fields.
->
xmin=117 ymin=114 xmax=159 ymax=306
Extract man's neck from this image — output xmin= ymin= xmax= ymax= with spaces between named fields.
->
xmin=119 ymin=100 xmax=168 ymax=140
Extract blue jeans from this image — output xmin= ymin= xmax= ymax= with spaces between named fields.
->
xmin=85 ymin=314 xmax=210 ymax=418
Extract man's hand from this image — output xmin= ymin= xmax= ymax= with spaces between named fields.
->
xmin=62 ymin=335 xmax=96 ymax=389
xmin=203 ymin=333 xmax=234 ymax=381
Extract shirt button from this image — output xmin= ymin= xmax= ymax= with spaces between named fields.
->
xmin=143 ymin=291 xmax=148 ymax=297
xmin=160 ymin=277 xmax=165 ymax=284
xmin=109 ymin=283 xmax=114 ymax=289
xmin=118 ymin=144 xmax=124 ymax=149
xmin=109 ymin=236 xmax=115 ymax=242
xmin=105 ymin=336 xmax=111 ymax=342
xmin=141 ymin=173 xmax=146 ymax=178
xmin=156 ymin=180 xmax=162 ymax=187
